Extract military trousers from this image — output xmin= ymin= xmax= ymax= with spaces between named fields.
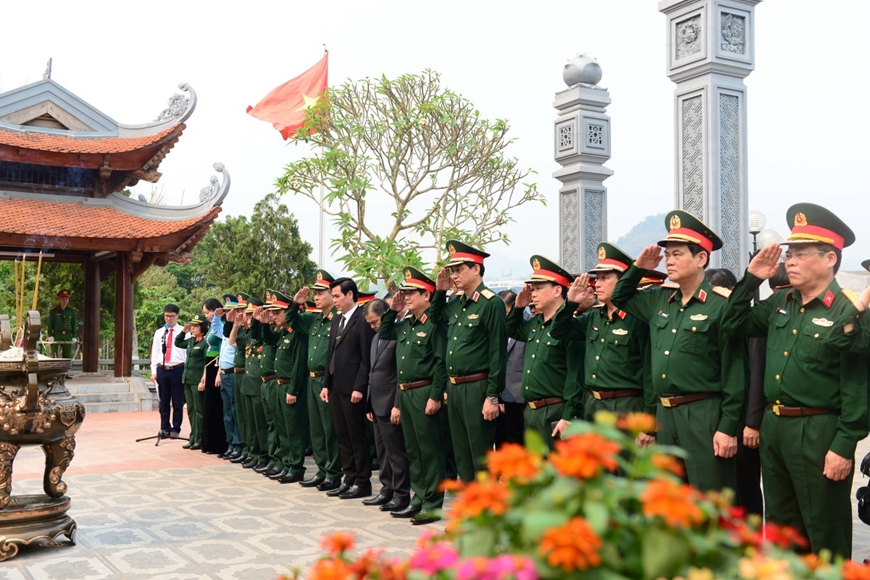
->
xmin=243 ymin=375 xmax=269 ymax=464
xmin=306 ymin=376 xmax=342 ymax=480
xmin=655 ymin=395 xmax=736 ymax=492
xmin=446 ymin=378 xmax=495 ymax=482
xmin=761 ymin=409 xmax=853 ymax=558
xmin=260 ymin=378 xmax=281 ymax=466
xmin=235 ymin=374 xmax=251 ymax=457
xmin=218 ymin=370 xmax=241 ymax=450
xmin=524 ymin=402 xmax=564 ymax=450
xmin=400 ymin=387 xmax=445 ymax=511
xmin=279 ymin=379 xmax=309 ymax=475
xmin=583 ymin=391 xmax=644 ymax=422
xmin=183 ymin=382 xmax=203 ymax=445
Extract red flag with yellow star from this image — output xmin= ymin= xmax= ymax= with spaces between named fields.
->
xmin=246 ymin=53 xmax=328 ymax=139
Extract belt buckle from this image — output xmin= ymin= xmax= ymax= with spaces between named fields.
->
xmin=660 ymin=397 xmax=672 ymax=408
xmin=529 ymin=402 xmax=538 ymax=410
xmin=449 ymin=376 xmax=457 ymax=385
xmin=592 ymin=390 xmax=602 ymax=400
xmin=771 ymin=404 xmax=781 ymax=416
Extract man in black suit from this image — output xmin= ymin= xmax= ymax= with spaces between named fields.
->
xmin=321 ymin=277 xmax=376 ymax=499
xmin=362 ymin=299 xmax=411 ymax=510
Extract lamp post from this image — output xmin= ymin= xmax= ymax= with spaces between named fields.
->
xmin=749 ymin=210 xmax=766 ymax=254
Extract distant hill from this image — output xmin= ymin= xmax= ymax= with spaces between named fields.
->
xmin=613 ymin=213 xmax=666 ymax=257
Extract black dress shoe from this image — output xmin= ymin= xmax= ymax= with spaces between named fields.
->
xmin=326 ymin=483 xmax=351 ymax=497
xmin=217 ymin=451 xmax=229 ymax=459
xmin=225 ymin=451 xmax=241 ymax=460
xmin=305 ymin=447 xmax=313 ymax=456
xmin=241 ymin=459 xmax=257 ymax=468
xmin=300 ymin=476 xmax=324 ymax=488
xmin=189 ymin=443 xmax=201 ymax=450
xmin=380 ymin=497 xmax=410 ymax=512
xmin=182 ymin=443 xmax=193 ymax=449
xmin=268 ymin=469 xmax=289 ymax=480
xmin=370 ymin=460 xmax=380 ymax=471
xmin=390 ymin=504 xmax=421 ymax=518
xmin=315 ymin=478 xmax=340 ymax=491
xmin=278 ymin=473 xmax=303 ymax=484
xmin=339 ymin=484 xmax=372 ymax=500
xmin=230 ymin=454 xmax=248 ymax=464
xmin=362 ymin=492 xmax=394 ymax=506
xmin=263 ymin=467 xmax=283 ymax=477
xmin=411 ymin=511 xmax=441 ymax=525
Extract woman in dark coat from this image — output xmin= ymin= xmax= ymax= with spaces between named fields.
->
xmin=200 ymin=298 xmax=228 ymax=455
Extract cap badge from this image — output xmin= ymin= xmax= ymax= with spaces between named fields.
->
xmin=794 ymin=212 xmax=808 ymax=228
xmin=598 ymin=246 xmax=606 ymax=261
xmin=404 ymin=270 xmax=412 ymax=280
xmin=532 ymin=258 xmax=541 ymax=270
xmin=316 ymin=271 xmax=323 ymax=280
xmin=448 ymin=244 xmax=457 ymax=255
xmin=237 ymin=294 xmax=243 ymax=301
xmin=669 ymin=214 xmax=681 ymax=231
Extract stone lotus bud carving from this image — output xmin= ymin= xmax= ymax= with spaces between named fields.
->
xmin=562 ymin=54 xmax=602 ymax=87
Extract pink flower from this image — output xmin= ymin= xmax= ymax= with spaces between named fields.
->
xmin=490 ymin=555 xmax=538 ymax=580
xmin=407 ymin=542 xmax=458 ymax=574
xmin=456 ymin=557 xmax=493 ymax=580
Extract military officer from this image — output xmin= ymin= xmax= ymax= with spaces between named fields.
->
xmin=430 ymin=240 xmax=506 ymax=482
xmin=552 ymin=244 xmax=654 ymax=423
xmin=48 ymin=290 xmax=77 ymax=358
xmin=611 ymin=210 xmax=746 ymax=492
xmin=379 ymin=267 xmax=448 ymax=524
xmin=287 ymin=270 xmax=344 ymax=491
xmin=721 ymin=203 xmax=866 ymax=558
xmin=228 ymin=293 xmax=251 ymax=464
xmin=240 ymin=296 xmax=270 ymax=470
xmin=507 ymin=256 xmax=583 ymax=447
xmin=251 ymin=292 xmax=284 ymax=478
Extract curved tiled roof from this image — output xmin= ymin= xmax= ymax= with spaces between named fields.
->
xmin=0 ymin=125 xmax=179 ymax=155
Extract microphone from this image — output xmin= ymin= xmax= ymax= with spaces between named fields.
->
xmin=164 ymin=323 xmax=170 ymax=329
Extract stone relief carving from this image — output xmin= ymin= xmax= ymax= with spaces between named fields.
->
xmin=154 ymin=93 xmax=190 ymax=122
xmin=720 ymin=14 xmax=746 ymax=54
xmin=676 ymin=16 xmax=702 ymax=59
xmin=200 ymin=175 xmax=220 ymax=203
xmin=719 ymin=94 xmax=741 ymax=273
xmin=681 ymin=96 xmax=705 ymax=220
xmin=583 ymin=190 xmax=605 ymax=272
xmin=560 ymin=190 xmax=580 ymax=273
xmin=587 ymin=124 xmax=604 ymax=147
xmin=558 ymin=124 xmax=574 ymax=151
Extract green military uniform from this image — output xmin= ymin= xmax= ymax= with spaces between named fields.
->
xmin=504 ymin=256 xmax=583 ymax=448
xmin=268 ymin=290 xmax=310 ymax=479
xmin=379 ymin=267 xmax=448 ymax=514
xmin=721 ymin=203 xmax=866 ymax=558
xmin=242 ymin=297 xmax=270 ymax=467
xmin=254 ymin=291 xmax=283 ymax=471
xmin=611 ymin=211 xmax=746 ymax=492
xmin=429 ymin=241 xmax=506 ymax=481
xmin=176 ymin=314 xmax=208 ymax=446
xmin=551 ymin=244 xmax=655 ymax=420
xmin=230 ymin=293 xmax=251 ymax=460
xmin=48 ymin=290 xmax=76 ymax=358
xmin=285 ymin=270 xmax=343 ymax=482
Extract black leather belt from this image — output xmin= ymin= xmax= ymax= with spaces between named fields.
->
xmin=160 ymin=363 xmax=183 ymax=371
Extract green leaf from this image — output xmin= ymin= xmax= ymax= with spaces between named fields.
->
xmin=640 ymin=527 xmax=691 ymax=580
xmin=520 ymin=511 xmax=569 ymax=543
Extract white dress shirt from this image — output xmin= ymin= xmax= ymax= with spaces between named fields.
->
xmin=149 ymin=323 xmax=188 ymax=378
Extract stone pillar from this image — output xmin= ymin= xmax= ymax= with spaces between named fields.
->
xmin=554 ymin=54 xmax=613 ymax=274
xmin=660 ymin=0 xmax=761 ymax=273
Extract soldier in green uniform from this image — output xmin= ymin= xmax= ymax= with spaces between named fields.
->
xmin=430 ymin=241 xmax=506 ymax=482
xmin=507 ymin=256 xmax=583 ymax=447
xmin=287 ymin=270 xmax=344 ymax=491
xmin=721 ymin=203 xmax=866 ymax=558
xmin=611 ymin=210 xmax=746 ymax=492
xmin=379 ymin=267 xmax=448 ymax=524
xmin=176 ymin=314 xmax=209 ymax=449
xmin=552 ymin=244 xmax=655 ymax=424
xmin=240 ymin=297 xmax=269 ymax=470
xmin=48 ymin=290 xmax=76 ymax=358
xmin=251 ymin=292 xmax=283 ymax=477
xmin=228 ymin=293 xmax=251 ymax=464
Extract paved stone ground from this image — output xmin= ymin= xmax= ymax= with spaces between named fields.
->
xmin=0 ymin=411 xmax=867 ymax=578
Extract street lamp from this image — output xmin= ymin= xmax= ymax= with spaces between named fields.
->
xmin=757 ymin=228 xmax=783 ymax=249
xmin=749 ymin=210 xmax=766 ymax=253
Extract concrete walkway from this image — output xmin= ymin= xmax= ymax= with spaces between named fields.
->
xmin=0 ymin=411 xmax=867 ymax=578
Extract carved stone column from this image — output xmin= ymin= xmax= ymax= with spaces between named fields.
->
xmin=554 ymin=54 xmax=613 ymax=274
xmin=660 ymin=0 xmax=761 ymax=272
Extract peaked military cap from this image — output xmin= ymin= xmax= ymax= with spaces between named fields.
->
xmin=357 ymin=291 xmax=377 ymax=305
xmin=589 ymin=242 xmax=632 ymax=273
xmin=235 ymin=292 xmax=250 ymax=309
xmin=525 ymin=255 xmax=574 ymax=287
xmin=57 ymin=290 xmax=71 ymax=298
xmin=188 ymin=314 xmax=207 ymax=326
xmin=785 ymin=203 xmax=855 ymax=250
xmin=305 ymin=300 xmax=321 ymax=313
xmin=445 ymin=240 xmax=490 ymax=268
xmin=312 ymin=269 xmax=335 ymax=290
xmin=638 ymin=269 xmax=668 ymax=289
xmin=400 ymin=266 xmax=436 ymax=293
xmin=245 ymin=296 xmax=265 ymax=313
xmin=658 ymin=210 xmax=723 ymax=252
xmin=265 ymin=289 xmax=291 ymax=310
xmin=222 ymin=293 xmax=239 ymax=309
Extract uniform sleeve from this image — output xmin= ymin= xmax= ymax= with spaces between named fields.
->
xmin=429 ymin=291 xmax=448 ymax=324
xmin=286 ymin=306 xmax=314 ymax=334
xmin=550 ymin=304 xmax=590 ymax=342
xmin=636 ymin=322 xmax=657 ymax=417
xmin=211 ymin=316 xmax=225 ymax=339
xmin=719 ymin=271 xmax=771 ymax=338
xmin=483 ymin=297 xmax=507 ymax=397
xmin=717 ymin=327 xmax=747 ymax=436
xmin=505 ymin=306 xmax=530 ymax=342
xmin=745 ymin=337 xmax=766 ymax=429
xmin=610 ymin=265 xmax=658 ymax=322
xmin=428 ymin=323 xmax=449 ymax=402
xmin=562 ymin=340 xmax=584 ymax=420
xmin=174 ymin=332 xmax=188 ymax=348
xmin=352 ymin=321 xmax=376 ymax=395
xmin=830 ymin=351 xmax=869 ymax=458
xmin=379 ymin=309 xmax=399 ymax=340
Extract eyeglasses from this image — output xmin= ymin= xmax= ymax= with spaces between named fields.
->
xmin=783 ymin=249 xmax=826 ymax=261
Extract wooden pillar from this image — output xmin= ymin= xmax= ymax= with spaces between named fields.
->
xmin=82 ymin=259 xmax=101 ymax=373
xmin=113 ymin=252 xmax=134 ymax=377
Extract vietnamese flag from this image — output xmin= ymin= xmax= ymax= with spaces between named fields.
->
xmin=246 ymin=53 xmax=329 ymax=140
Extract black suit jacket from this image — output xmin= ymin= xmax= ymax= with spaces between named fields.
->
xmin=367 ymin=336 xmax=398 ymax=416
xmin=324 ymin=307 xmax=376 ymax=396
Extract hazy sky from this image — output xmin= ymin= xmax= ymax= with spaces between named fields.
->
xmin=1 ymin=0 xmax=867 ymax=276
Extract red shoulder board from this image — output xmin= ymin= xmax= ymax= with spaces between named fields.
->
xmin=823 ymin=290 xmax=835 ymax=308
xmin=420 ymin=314 xmax=428 ymax=324
xmin=697 ymin=289 xmax=707 ymax=303
xmin=617 ymin=310 xmax=626 ymax=320
xmin=472 ymin=292 xmax=480 ymax=302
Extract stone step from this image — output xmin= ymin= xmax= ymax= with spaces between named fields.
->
xmin=65 ymin=383 xmax=131 ymax=395
xmin=82 ymin=401 xmax=142 ymax=413
xmin=69 ymin=392 xmax=138 ymax=405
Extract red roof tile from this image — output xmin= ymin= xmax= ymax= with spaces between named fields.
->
xmin=0 ymin=126 xmax=178 ymax=154
xmin=0 ymin=198 xmax=214 ymax=239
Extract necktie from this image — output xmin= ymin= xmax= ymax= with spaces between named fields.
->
xmin=338 ymin=315 xmax=346 ymax=336
xmin=165 ymin=327 xmax=173 ymax=364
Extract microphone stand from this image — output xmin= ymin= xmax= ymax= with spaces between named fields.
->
xmin=137 ymin=324 xmax=188 ymax=447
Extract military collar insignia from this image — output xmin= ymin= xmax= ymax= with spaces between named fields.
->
xmin=690 ymin=313 xmax=708 ymax=321
xmin=667 ymin=290 xmax=678 ymax=303
xmin=697 ymin=289 xmax=707 ymax=303
xmin=670 ymin=214 xmax=681 ymax=230
xmin=812 ymin=317 xmax=833 ymax=327
xmin=420 ymin=314 xmax=428 ymax=324
xmin=327 ymin=312 xmax=334 ymax=320
xmin=472 ymin=291 xmax=480 ymax=302
xmin=617 ymin=310 xmax=626 ymax=320
xmin=822 ymin=290 xmax=835 ymax=308
xmin=794 ymin=212 xmax=808 ymax=227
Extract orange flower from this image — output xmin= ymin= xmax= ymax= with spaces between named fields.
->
xmin=539 ymin=517 xmax=603 ymax=572
xmin=320 ymin=531 xmax=355 ymax=556
xmin=378 ymin=560 xmax=408 ymax=580
xmin=616 ymin=412 xmax=656 ymax=435
xmin=737 ymin=555 xmax=791 ymax=580
xmin=309 ymin=558 xmax=350 ymax=580
xmin=549 ymin=433 xmax=619 ymax=479
xmin=843 ymin=560 xmax=870 ymax=580
xmin=449 ymin=479 xmax=511 ymax=519
xmin=800 ymin=554 xmax=827 ymax=573
xmin=438 ymin=478 xmax=465 ymax=493
xmin=487 ymin=443 xmax=541 ymax=482
xmin=640 ymin=478 xmax=705 ymax=528
xmin=348 ymin=548 xmax=383 ymax=578
xmin=651 ymin=453 xmax=685 ymax=477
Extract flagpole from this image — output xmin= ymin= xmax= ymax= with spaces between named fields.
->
xmin=318 ymin=44 xmax=328 ymax=267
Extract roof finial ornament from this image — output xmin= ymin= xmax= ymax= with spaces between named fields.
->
xmin=42 ymin=58 xmax=52 ymax=80
xmin=198 ymin=162 xmax=231 ymax=206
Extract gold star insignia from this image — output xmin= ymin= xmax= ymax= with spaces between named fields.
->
xmin=670 ymin=214 xmax=681 ymax=230
xmin=294 ymin=93 xmax=318 ymax=112
xmin=598 ymin=247 xmax=606 ymax=261
xmin=404 ymin=270 xmax=412 ymax=280
xmin=532 ymin=258 xmax=541 ymax=270
xmin=794 ymin=212 xmax=807 ymax=227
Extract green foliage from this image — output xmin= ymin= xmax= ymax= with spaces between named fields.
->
xmin=275 ymin=70 xmax=544 ymax=289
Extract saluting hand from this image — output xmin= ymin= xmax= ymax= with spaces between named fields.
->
xmin=635 ymin=245 xmax=663 ymax=270
xmin=294 ymin=287 xmax=310 ymax=304
xmin=226 ymin=309 xmax=237 ymax=322
xmin=823 ymin=450 xmax=852 ymax=481
xmin=436 ymin=268 xmax=452 ymax=291
xmin=515 ymin=285 xmax=532 ymax=309
xmin=391 ymin=291 xmax=406 ymax=313
xmin=214 ymin=307 xmax=225 ymax=319
xmin=747 ymin=243 xmax=782 ymax=280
